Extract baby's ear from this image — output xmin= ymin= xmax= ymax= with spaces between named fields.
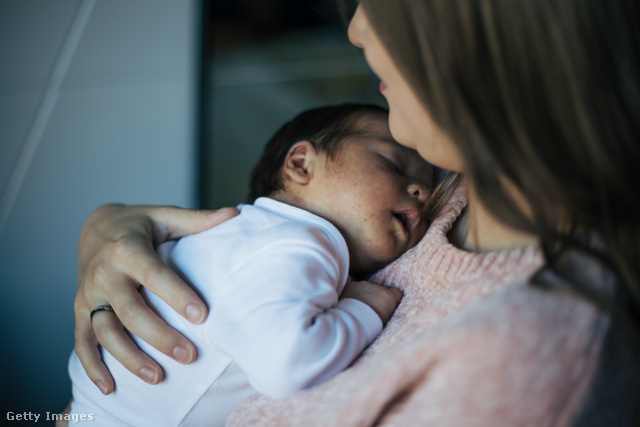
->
xmin=282 ymin=140 xmax=317 ymax=186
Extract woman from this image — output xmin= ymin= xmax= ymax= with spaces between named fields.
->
xmin=72 ymin=0 xmax=639 ymax=425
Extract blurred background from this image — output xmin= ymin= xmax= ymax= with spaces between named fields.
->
xmin=0 ymin=0 xmax=382 ymax=418
xmin=201 ymin=0 xmax=383 ymax=208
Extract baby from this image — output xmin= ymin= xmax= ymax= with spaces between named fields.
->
xmin=67 ymin=103 xmax=434 ymax=426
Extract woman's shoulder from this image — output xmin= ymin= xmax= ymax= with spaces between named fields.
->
xmin=371 ymin=283 xmax=609 ymax=426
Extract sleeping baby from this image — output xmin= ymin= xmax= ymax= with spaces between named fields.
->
xmin=67 ymin=103 xmax=434 ymax=426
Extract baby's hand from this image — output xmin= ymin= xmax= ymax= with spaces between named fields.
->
xmin=340 ymin=281 xmax=402 ymax=325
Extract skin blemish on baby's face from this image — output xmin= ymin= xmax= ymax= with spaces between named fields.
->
xmin=302 ymin=115 xmax=431 ymax=275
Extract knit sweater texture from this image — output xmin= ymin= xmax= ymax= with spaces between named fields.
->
xmin=227 ymin=186 xmax=609 ymax=427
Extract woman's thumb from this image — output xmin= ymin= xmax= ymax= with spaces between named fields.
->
xmin=153 ymin=206 xmax=239 ymax=239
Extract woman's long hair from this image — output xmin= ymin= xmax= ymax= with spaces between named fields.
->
xmin=360 ymin=0 xmax=640 ymax=423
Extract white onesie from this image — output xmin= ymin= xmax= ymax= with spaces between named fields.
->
xmin=68 ymin=197 xmax=382 ymax=426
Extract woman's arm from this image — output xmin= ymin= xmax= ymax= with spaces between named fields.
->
xmin=74 ymin=203 xmax=238 ymax=395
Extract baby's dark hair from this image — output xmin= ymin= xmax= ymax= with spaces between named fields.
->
xmin=248 ymin=103 xmax=388 ymax=202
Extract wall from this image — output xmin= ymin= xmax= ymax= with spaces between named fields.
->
xmin=0 ymin=0 xmax=198 ymax=416
xmin=202 ymin=2 xmax=382 ymax=208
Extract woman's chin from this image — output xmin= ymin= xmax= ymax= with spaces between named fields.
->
xmin=387 ymin=119 xmax=416 ymax=150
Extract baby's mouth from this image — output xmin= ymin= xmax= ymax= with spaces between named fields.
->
xmin=394 ymin=209 xmax=420 ymax=236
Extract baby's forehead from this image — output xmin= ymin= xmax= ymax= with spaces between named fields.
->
xmin=352 ymin=131 xmax=410 ymax=155
xmin=349 ymin=132 xmax=435 ymax=185
xmin=351 ymin=111 xmax=389 ymax=130
xmin=341 ymin=112 xmax=423 ymax=160
xmin=347 ymin=114 xmax=393 ymax=140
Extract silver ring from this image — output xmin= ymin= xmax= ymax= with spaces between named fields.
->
xmin=90 ymin=305 xmax=115 ymax=323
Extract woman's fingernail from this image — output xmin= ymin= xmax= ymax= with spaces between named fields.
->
xmin=173 ymin=345 xmax=193 ymax=364
xmin=186 ymin=303 xmax=205 ymax=324
xmin=140 ymin=367 xmax=159 ymax=384
xmin=96 ymin=380 xmax=108 ymax=395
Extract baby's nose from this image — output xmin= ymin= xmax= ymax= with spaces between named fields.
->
xmin=407 ymin=182 xmax=429 ymax=204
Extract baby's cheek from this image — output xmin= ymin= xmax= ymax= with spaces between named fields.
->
xmin=369 ymin=233 xmax=403 ymax=262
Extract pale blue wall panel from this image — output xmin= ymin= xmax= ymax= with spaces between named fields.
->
xmin=0 ymin=0 xmax=198 ymax=416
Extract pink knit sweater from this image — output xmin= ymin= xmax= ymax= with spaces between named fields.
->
xmin=227 ymin=187 xmax=606 ymax=426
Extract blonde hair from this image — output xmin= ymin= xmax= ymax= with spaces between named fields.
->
xmin=360 ymin=0 xmax=640 ymax=421
xmin=361 ymin=0 xmax=640 ymax=322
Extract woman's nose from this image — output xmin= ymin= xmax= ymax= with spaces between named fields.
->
xmin=348 ymin=6 xmax=365 ymax=48
xmin=407 ymin=182 xmax=429 ymax=204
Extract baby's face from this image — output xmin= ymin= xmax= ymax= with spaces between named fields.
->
xmin=308 ymin=115 xmax=434 ymax=275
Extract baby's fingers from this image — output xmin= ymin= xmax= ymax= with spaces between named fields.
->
xmin=388 ymin=287 xmax=403 ymax=304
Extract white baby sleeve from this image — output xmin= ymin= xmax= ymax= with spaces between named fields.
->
xmin=205 ymin=224 xmax=382 ymax=398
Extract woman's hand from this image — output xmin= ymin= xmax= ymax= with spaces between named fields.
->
xmin=74 ymin=203 xmax=238 ymax=395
